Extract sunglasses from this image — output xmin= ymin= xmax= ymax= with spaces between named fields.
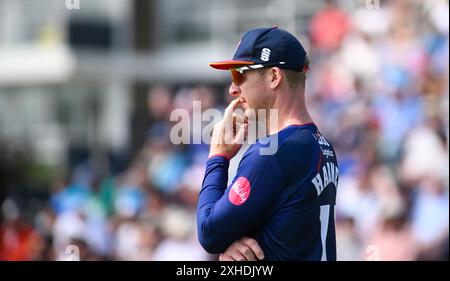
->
xmin=230 ymin=67 xmax=251 ymax=86
xmin=230 ymin=62 xmax=309 ymax=86
xmin=230 ymin=65 xmax=265 ymax=86
xmin=230 ymin=68 xmax=245 ymax=86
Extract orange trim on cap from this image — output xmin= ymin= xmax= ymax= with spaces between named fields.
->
xmin=209 ymin=60 xmax=254 ymax=70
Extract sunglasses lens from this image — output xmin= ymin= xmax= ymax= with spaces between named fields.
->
xmin=230 ymin=69 xmax=244 ymax=85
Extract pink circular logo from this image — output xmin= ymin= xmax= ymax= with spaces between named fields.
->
xmin=228 ymin=177 xmax=251 ymax=206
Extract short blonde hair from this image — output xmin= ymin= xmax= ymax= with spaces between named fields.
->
xmin=283 ymin=56 xmax=310 ymax=92
xmin=258 ymin=56 xmax=309 ymax=92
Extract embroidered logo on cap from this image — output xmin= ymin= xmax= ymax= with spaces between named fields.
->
xmin=261 ymin=48 xmax=271 ymax=61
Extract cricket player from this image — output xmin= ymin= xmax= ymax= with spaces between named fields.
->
xmin=196 ymin=27 xmax=338 ymax=261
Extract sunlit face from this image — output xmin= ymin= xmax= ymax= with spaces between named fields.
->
xmin=228 ymin=68 xmax=274 ymax=117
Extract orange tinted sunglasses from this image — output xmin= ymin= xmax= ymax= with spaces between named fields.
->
xmin=230 ymin=63 xmax=309 ymax=86
xmin=230 ymin=65 xmax=261 ymax=86
xmin=230 ymin=68 xmax=246 ymax=86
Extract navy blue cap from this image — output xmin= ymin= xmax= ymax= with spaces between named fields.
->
xmin=210 ymin=27 xmax=308 ymax=72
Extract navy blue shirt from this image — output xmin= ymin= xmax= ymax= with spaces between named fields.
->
xmin=197 ymin=123 xmax=338 ymax=261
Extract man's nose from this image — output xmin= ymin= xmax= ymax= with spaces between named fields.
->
xmin=228 ymin=83 xmax=241 ymax=97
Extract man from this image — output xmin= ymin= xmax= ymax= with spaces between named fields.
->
xmin=196 ymin=27 xmax=339 ymax=261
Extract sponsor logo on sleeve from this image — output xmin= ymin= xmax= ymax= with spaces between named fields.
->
xmin=228 ymin=177 xmax=251 ymax=205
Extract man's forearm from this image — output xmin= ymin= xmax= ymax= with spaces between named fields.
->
xmin=197 ymin=155 xmax=230 ymax=253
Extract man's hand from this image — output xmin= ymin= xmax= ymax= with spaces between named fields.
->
xmin=219 ymin=237 xmax=265 ymax=261
xmin=209 ymin=99 xmax=248 ymax=160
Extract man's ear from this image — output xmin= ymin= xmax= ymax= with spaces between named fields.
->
xmin=267 ymin=67 xmax=282 ymax=90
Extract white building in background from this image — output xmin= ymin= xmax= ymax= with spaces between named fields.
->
xmin=0 ymin=0 xmax=326 ymax=171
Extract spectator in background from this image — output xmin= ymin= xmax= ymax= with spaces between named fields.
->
xmin=310 ymin=0 xmax=350 ymax=53
xmin=0 ymin=0 xmax=448 ymax=261
xmin=0 ymin=198 xmax=42 ymax=261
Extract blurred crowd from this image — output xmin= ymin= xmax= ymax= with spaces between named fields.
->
xmin=1 ymin=0 xmax=449 ymax=260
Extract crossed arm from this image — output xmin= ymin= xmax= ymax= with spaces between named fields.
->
xmin=219 ymin=236 xmax=264 ymax=261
